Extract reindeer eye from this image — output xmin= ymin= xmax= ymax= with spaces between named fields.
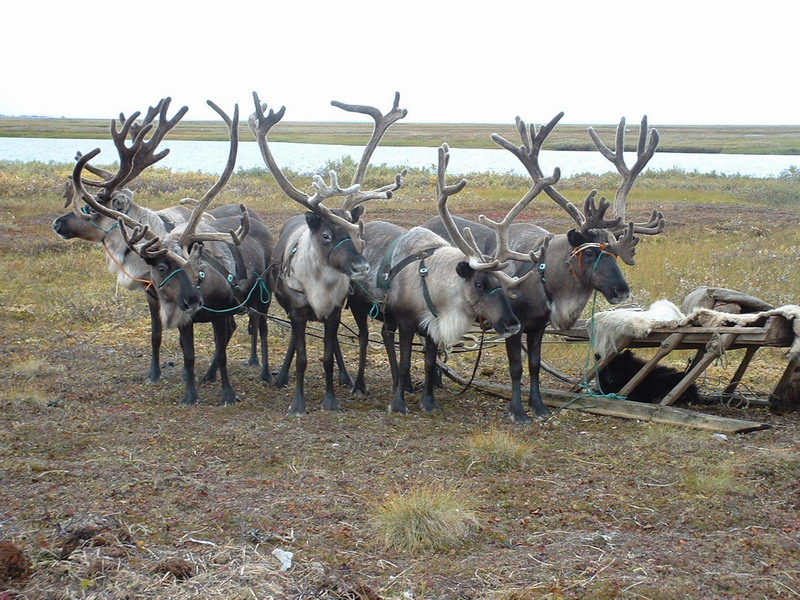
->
xmin=475 ymin=280 xmax=485 ymax=291
xmin=157 ymin=265 xmax=167 ymax=273
xmin=322 ymin=232 xmax=332 ymax=243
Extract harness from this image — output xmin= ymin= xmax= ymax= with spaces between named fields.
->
xmin=374 ymin=236 xmax=441 ymax=318
xmin=198 ymin=244 xmax=252 ymax=306
xmin=568 ymin=242 xmax=618 ymax=282
xmin=512 ymin=258 xmax=552 ymax=304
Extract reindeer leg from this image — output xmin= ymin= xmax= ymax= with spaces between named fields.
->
xmin=145 ymin=290 xmax=162 ymax=384
xmin=258 ymin=314 xmax=272 ymax=383
xmin=274 ymin=334 xmax=295 ymax=389
xmin=390 ymin=324 xmax=414 ymax=414
xmin=421 ymin=335 xmax=440 ymax=412
xmin=505 ymin=332 xmax=531 ymax=424
xmin=332 ymin=307 xmax=353 ymax=388
xmin=288 ymin=317 xmax=308 ymax=416
xmin=322 ymin=315 xmax=342 ymax=411
xmin=381 ymin=317 xmax=411 ymax=393
xmin=350 ymin=305 xmax=370 ymax=397
xmin=178 ymin=323 xmax=199 ymax=405
xmin=213 ymin=317 xmax=238 ymax=406
xmin=247 ymin=312 xmax=259 ymax=366
xmin=202 ymin=315 xmax=236 ymax=384
xmin=526 ymin=328 xmax=549 ymax=419
xmin=381 ymin=319 xmax=399 ymax=392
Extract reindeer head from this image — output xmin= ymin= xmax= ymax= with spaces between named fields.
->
xmin=54 ymin=98 xmax=188 ymax=242
xmin=249 ymin=92 xmax=406 ymax=283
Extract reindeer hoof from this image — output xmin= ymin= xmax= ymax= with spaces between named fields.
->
xmin=509 ymin=411 xmax=532 ymax=425
xmin=323 ymin=396 xmax=341 ymax=411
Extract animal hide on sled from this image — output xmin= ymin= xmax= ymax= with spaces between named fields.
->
xmin=590 ymin=297 xmax=800 ymax=362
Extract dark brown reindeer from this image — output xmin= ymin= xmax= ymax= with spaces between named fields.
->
xmin=425 ymin=113 xmax=665 ymax=422
xmin=349 ymin=144 xmax=529 ymax=414
xmin=73 ymin=103 xmax=275 ymax=405
xmin=249 ymin=91 xmax=405 ymax=416
xmin=52 ymin=98 xmax=190 ymax=383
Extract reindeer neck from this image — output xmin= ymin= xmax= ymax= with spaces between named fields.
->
xmin=543 ymin=233 xmax=594 ymax=330
xmin=280 ymin=228 xmax=350 ymax=320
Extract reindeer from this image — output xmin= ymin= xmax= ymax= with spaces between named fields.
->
xmin=52 ymin=98 xmax=270 ymax=383
xmin=348 ymin=144 xmax=530 ymax=414
xmin=425 ymin=113 xmax=665 ymax=423
xmin=71 ymin=103 xmax=275 ymax=405
xmin=249 ymin=91 xmax=406 ymax=416
xmin=52 ymin=98 xmax=189 ymax=383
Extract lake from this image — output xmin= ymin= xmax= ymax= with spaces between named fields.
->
xmin=1 ymin=137 xmax=797 ymax=178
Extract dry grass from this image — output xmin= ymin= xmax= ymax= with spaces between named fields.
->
xmin=463 ymin=428 xmax=534 ymax=472
xmin=1 ymin=162 xmax=799 ymax=599
xmin=372 ymin=484 xmax=481 ymax=552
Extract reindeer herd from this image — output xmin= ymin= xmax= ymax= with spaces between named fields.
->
xmin=52 ymin=93 xmax=665 ymax=424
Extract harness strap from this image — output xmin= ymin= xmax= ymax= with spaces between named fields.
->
xmin=377 ymin=242 xmax=440 ymax=290
xmin=568 ymin=242 xmax=617 ymax=282
xmin=418 ymin=258 xmax=439 ymax=319
xmin=201 ymin=251 xmax=249 ymax=304
xmin=513 ymin=260 xmax=552 ymax=304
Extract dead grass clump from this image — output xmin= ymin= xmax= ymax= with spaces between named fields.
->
xmin=154 ymin=557 xmax=196 ymax=580
xmin=372 ymin=484 xmax=480 ymax=552
xmin=0 ymin=540 xmax=31 ymax=585
xmin=680 ymin=459 xmax=740 ymax=496
xmin=9 ymin=356 xmax=64 ymax=380
xmin=463 ymin=428 xmax=534 ymax=472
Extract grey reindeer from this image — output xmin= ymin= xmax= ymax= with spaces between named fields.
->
xmin=53 ymin=98 xmax=271 ymax=384
xmin=73 ymin=103 xmax=275 ymax=406
xmin=426 ymin=113 xmax=665 ymax=422
xmin=349 ymin=144 xmax=538 ymax=415
xmin=249 ymin=91 xmax=405 ymax=416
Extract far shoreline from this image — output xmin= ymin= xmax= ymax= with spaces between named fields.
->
xmin=1 ymin=117 xmax=799 ymax=155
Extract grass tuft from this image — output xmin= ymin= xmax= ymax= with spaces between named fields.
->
xmin=681 ymin=459 xmax=740 ymax=496
xmin=463 ymin=428 xmax=534 ymax=472
xmin=372 ymin=485 xmax=480 ymax=552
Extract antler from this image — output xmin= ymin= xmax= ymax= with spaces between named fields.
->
xmin=119 ymin=222 xmax=168 ymax=260
xmin=67 ymin=98 xmax=187 ymax=220
xmin=331 ymin=92 xmax=408 ymax=216
xmin=436 ymin=144 xmax=501 ymax=272
xmin=587 ymin=116 xmax=666 ymax=263
xmin=332 ymin=92 xmax=408 ymax=185
xmin=69 ymin=148 xmax=158 ymax=237
xmin=491 ymin=114 xmax=586 ymax=229
xmin=248 ymin=92 xmax=367 ymax=251
xmin=177 ymin=101 xmax=243 ymax=249
xmin=587 ymin=115 xmax=659 ymax=220
xmin=478 ymin=168 xmax=561 ymax=263
xmin=95 ymin=98 xmax=188 ymax=197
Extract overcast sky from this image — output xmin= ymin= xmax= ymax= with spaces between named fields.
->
xmin=3 ymin=1 xmax=796 ymax=126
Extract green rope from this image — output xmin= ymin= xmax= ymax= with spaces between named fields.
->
xmin=558 ymin=253 xmax=628 ymax=412
xmin=201 ymin=277 xmax=271 ymax=314
xmin=158 ymin=267 xmax=185 ymax=289
xmin=355 ymin=281 xmax=383 ymax=320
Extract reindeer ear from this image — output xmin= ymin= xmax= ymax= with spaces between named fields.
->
xmin=567 ymin=228 xmax=588 ymax=248
xmin=350 ymin=206 xmax=365 ymax=223
xmin=305 ymin=211 xmax=322 ymax=231
xmin=456 ymin=261 xmax=475 ymax=280
xmin=110 ymin=189 xmax=133 ymax=212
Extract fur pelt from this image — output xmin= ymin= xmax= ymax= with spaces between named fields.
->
xmin=591 ymin=299 xmax=800 ymax=362
xmin=596 ymin=350 xmax=700 ymax=404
